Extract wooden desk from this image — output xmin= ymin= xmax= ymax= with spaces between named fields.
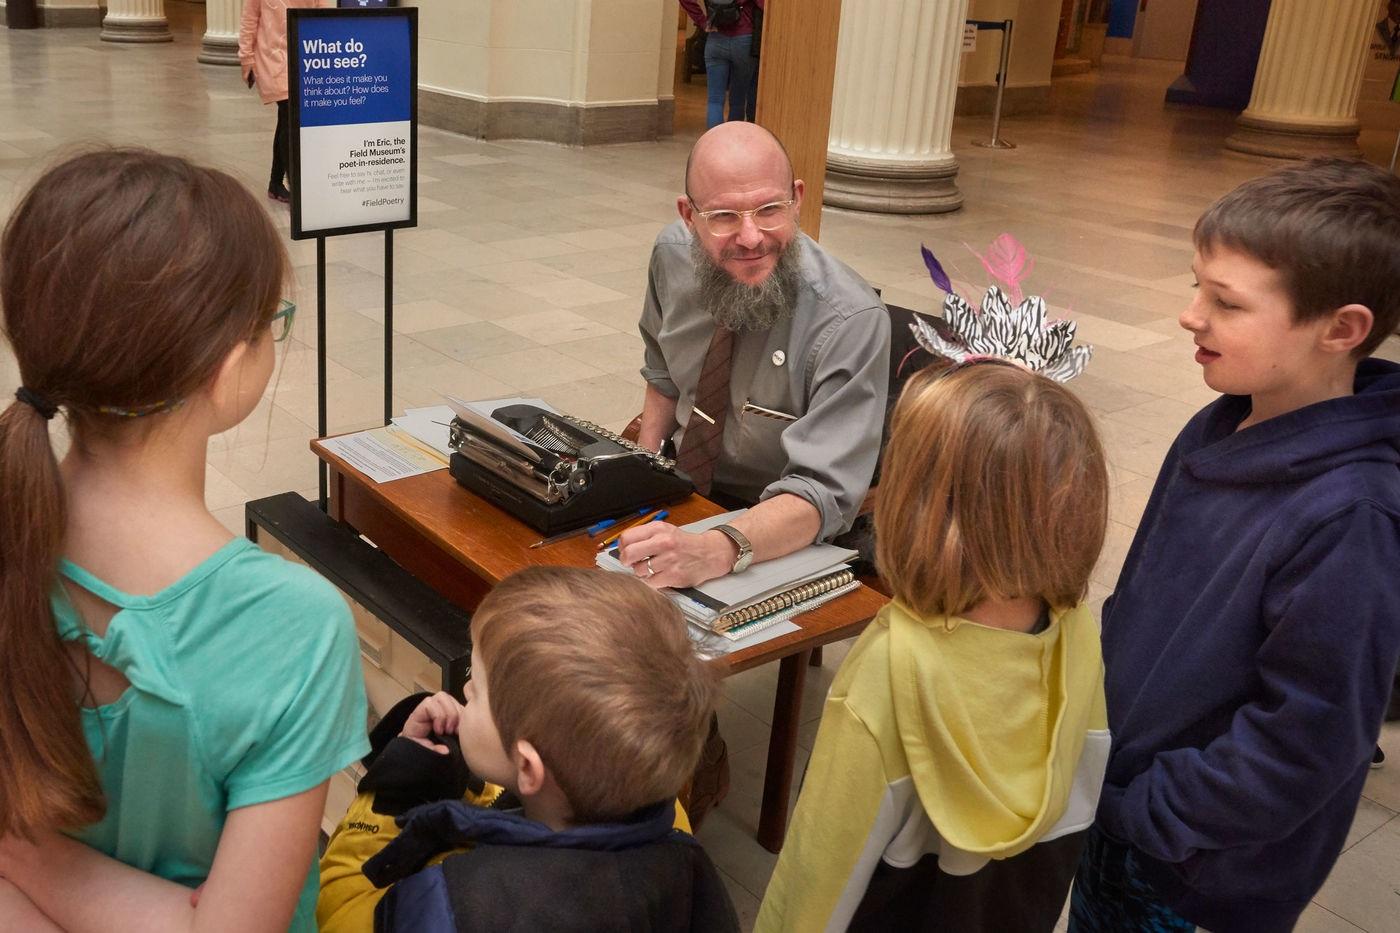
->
xmin=313 ymin=440 xmax=884 ymax=852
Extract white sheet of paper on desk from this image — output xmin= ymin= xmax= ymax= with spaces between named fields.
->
xmin=444 ymin=395 xmax=559 ymax=463
xmin=687 ymin=618 xmax=801 ymax=656
xmin=320 ymin=427 xmax=446 ymax=484
xmin=390 ymin=405 xmax=456 ymax=459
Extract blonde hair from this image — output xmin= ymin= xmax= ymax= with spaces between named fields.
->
xmin=875 ymin=361 xmax=1109 ymax=618
xmin=471 ymin=566 xmax=718 ymax=823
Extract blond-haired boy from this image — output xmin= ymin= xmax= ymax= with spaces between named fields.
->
xmin=318 ymin=566 xmax=737 ymax=932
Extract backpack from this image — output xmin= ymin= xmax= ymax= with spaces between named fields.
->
xmin=704 ymin=0 xmax=743 ymax=30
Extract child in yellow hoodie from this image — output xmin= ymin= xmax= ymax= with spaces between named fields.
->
xmin=757 ymin=358 xmax=1112 ymax=932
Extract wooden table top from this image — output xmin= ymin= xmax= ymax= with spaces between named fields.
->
xmin=312 ymin=439 xmax=885 ymax=674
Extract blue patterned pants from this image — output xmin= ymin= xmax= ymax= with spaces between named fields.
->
xmin=1069 ymin=826 xmax=1196 ymax=932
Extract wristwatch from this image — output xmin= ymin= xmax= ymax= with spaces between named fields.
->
xmin=713 ymin=523 xmax=754 ymax=574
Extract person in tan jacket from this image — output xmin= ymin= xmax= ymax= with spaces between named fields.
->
xmin=239 ymin=0 xmax=329 ymax=203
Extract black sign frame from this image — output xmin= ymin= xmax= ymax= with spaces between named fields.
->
xmin=287 ymin=6 xmax=418 ymax=241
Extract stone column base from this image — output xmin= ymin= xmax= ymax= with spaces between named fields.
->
xmin=101 ymin=16 xmax=172 ymax=42
xmin=1224 ymin=113 xmax=1361 ymax=160
xmin=823 ymin=152 xmax=963 ymax=214
xmin=199 ymin=34 xmax=239 ymax=65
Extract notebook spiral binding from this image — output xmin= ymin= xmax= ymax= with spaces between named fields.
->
xmin=714 ymin=570 xmax=857 ymax=633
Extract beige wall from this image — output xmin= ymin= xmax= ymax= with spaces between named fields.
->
xmin=420 ymin=0 xmax=674 ymax=108
xmin=959 ymin=0 xmax=1059 ymax=94
xmin=1132 ymin=0 xmax=1198 ymax=62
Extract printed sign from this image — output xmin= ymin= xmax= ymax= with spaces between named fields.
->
xmin=963 ymin=22 xmax=977 ymax=54
xmin=288 ymin=7 xmax=417 ymax=239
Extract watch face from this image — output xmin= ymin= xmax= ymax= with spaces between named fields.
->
xmin=717 ymin=524 xmax=752 ymax=573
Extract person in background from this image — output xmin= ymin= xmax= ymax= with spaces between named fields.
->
xmin=240 ymin=0 xmax=329 ymax=203
xmin=0 ymin=148 xmax=367 ymax=932
xmin=757 ymin=359 xmax=1112 ymax=932
xmin=679 ymin=0 xmax=765 ymax=128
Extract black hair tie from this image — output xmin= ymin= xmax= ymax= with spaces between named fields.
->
xmin=15 ymin=387 xmax=58 ymax=421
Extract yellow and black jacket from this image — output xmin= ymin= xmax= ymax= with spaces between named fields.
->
xmin=757 ymin=602 xmax=1110 ymax=933
xmin=318 ymin=694 xmax=737 ymax=933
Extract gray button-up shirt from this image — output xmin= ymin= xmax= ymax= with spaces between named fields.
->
xmin=640 ymin=220 xmax=891 ymax=539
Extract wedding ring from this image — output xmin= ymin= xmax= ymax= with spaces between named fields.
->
xmin=645 ymin=556 xmax=657 ymax=577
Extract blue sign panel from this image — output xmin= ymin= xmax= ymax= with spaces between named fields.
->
xmin=289 ymin=8 xmax=417 ymax=239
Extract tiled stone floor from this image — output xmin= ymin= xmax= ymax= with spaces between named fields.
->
xmin=3 ymin=9 xmax=1399 ymax=931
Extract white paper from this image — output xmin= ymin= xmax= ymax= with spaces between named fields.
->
xmin=321 ymin=427 xmax=444 ymax=483
xmin=390 ymin=405 xmax=455 ymax=458
xmin=688 ymin=618 xmax=801 ymax=656
xmin=444 ymin=395 xmax=559 ymax=463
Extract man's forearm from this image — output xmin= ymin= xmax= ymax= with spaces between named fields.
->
xmin=638 ymin=383 xmax=678 ymax=453
xmin=706 ymin=493 xmax=821 ymax=571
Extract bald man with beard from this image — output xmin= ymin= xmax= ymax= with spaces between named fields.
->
xmin=616 ymin=123 xmax=890 ymax=594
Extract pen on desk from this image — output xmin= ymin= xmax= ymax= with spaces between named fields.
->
xmin=528 ymin=518 xmax=616 ymax=549
xmin=596 ymin=509 xmax=669 ymax=550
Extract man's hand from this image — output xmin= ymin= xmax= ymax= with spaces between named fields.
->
xmin=616 ymin=523 xmax=736 ymax=589
xmin=400 ymin=692 xmax=462 ymax=755
xmin=617 ymin=494 xmax=822 ymax=589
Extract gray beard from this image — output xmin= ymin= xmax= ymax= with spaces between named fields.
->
xmin=690 ymin=236 xmax=801 ymax=333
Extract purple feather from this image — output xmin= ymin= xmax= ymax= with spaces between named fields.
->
xmin=920 ymin=243 xmax=953 ymax=294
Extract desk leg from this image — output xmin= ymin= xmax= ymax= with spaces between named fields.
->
xmin=757 ymin=648 xmax=809 ymax=853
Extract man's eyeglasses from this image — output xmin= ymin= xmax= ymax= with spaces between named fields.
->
xmin=688 ymin=199 xmax=796 ymax=237
xmin=271 ymin=299 xmax=296 ymax=343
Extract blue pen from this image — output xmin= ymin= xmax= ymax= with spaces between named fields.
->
xmin=597 ymin=508 xmax=670 ymax=552
xmin=528 ymin=517 xmax=616 ymax=550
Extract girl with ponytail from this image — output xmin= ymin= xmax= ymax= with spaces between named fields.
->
xmin=0 ymin=149 xmax=367 ymax=932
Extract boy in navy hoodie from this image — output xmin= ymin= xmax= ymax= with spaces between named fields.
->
xmin=1069 ymin=159 xmax=1400 ymax=933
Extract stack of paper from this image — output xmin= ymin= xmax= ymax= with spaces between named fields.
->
xmin=390 ymin=405 xmax=457 ymax=459
xmin=596 ymin=510 xmax=859 ymax=654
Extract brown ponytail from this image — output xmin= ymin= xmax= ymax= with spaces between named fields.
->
xmin=0 ymin=148 xmax=289 ymax=839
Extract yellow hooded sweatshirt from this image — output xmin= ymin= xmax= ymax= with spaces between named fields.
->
xmin=757 ymin=600 xmax=1109 ymax=933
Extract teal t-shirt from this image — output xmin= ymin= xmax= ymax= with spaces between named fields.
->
xmin=52 ymin=537 xmax=370 ymax=932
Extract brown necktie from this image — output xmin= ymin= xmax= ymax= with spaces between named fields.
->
xmin=676 ymin=325 xmax=734 ymax=497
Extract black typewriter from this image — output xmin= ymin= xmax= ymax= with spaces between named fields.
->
xmin=448 ymin=403 xmax=693 ymax=535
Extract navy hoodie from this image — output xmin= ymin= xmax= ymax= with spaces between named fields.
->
xmin=1097 ymin=358 xmax=1400 ymax=932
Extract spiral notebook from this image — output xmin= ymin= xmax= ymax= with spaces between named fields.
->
xmin=595 ymin=510 xmax=859 ymax=649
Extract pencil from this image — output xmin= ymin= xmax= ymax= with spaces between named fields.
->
xmin=528 ymin=517 xmax=615 ymax=549
xmin=596 ymin=508 xmax=669 ymax=550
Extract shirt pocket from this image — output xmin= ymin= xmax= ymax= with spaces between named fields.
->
xmin=735 ymin=399 xmax=794 ymax=473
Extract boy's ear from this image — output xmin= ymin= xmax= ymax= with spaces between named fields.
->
xmin=512 ymin=739 xmax=548 ymax=797
xmin=1319 ymin=303 xmax=1374 ymax=355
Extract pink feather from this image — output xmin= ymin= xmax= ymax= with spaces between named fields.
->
xmin=970 ymin=234 xmax=1035 ymax=305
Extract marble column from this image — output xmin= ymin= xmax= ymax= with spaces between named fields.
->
xmin=101 ymin=0 xmax=171 ymax=42
xmin=824 ymin=0 xmax=970 ymax=214
xmin=1225 ymin=0 xmax=1374 ymax=159
xmin=199 ymin=0 xmax=240 ymax=65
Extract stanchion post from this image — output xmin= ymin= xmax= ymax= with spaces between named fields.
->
xmin=972 ymin=19 xmax=1016 ymax=150
xmin=317 ymin=236 xmax=329 ymax=512
xmin=384 ymin=229 xmax=394 ymax=427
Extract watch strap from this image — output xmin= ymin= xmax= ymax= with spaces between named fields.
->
xmin=714 ymin=523 xmax=753 ymax=573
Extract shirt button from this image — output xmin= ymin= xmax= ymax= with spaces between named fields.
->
xmin=771 ymin=350 xmax=786 ymax=367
